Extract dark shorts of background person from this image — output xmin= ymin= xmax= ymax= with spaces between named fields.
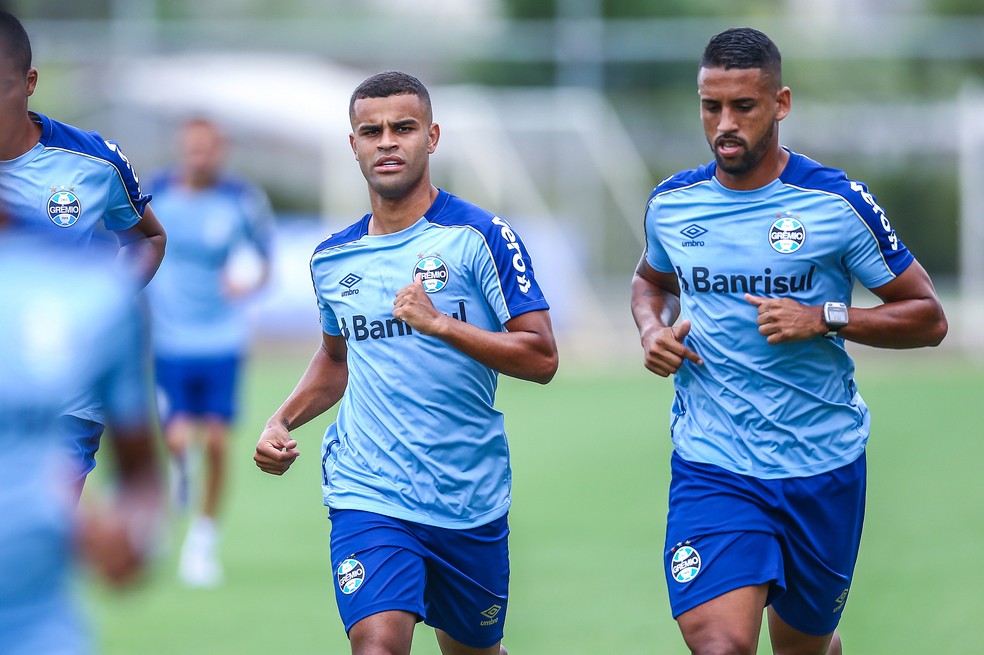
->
xmin=328 ymin=508 xmax=509 ymax=649
xmin=154 ymin=354 xmax=241 ymax=424
xmin=664 ymin=450 xmax=866 ymax=636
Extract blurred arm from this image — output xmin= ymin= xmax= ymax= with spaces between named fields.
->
xmin=115 ymin=204 xmax=166 ymax=289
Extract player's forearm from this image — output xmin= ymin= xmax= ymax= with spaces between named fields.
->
xmin=116 ymin=233 xmax=166 ymax=289
xmin=430 ymin=315 xmax=558 ymax=384
xmin=838 ymin=298 xmax=947 ymax=349
xmin=269 ymin=345 xmax=348 ymax=432
xmin=631 ymin=273 xmax=681 ymax=341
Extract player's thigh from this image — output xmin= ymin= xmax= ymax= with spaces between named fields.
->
xmin=349 ymin=610 xmax=416 ymax=655
xmin=676 ymin=584 xmax=770 ymax=655
xmin=767 ymin=607 xmax=838 ymax=655
xmin=328 ymin=510 xmax=427 ymax=634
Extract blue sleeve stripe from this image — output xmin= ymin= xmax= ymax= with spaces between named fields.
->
xmin=784 ymin=182 xmax=914 ymax=279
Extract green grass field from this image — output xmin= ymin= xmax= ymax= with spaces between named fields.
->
xmin=85 ymin=348 xmax=984 ymax=654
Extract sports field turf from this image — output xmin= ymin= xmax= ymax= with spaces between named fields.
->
xmin=85 ymin=347 xmax=984 ymax=654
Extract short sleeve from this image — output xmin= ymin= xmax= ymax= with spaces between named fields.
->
xmin=644 ymin=197 xmax=673 ymax=273
xmin=100 ymin=138 xmax=152 ymax=232
xmin=240 ymin=185 xmax=275 ymax=259
xmin=474 ymin=215 xmax=549 ymax=324
xmin=840 ymin=179 xmax=914 ymax=289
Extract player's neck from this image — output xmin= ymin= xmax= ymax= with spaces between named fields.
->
xmin=367 ymin=184 xmax=439 ymax=236
xmin=0 ymin=112 xmax=42 ymax=161
xmin=715 ymin=145 xmax=790 ymax=191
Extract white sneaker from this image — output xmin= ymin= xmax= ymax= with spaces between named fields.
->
xmin=178 ymin=517 xmax=222 ymax=587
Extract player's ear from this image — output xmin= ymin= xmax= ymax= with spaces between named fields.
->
xmin=26 ymin=68 xmax=38 ymax=96
xmin=427 ymin=123 xmax=440 ymax=154
xmin=349 ymin=133 xmax=357 ymax=159
xmin=775 ymin=86 xmax=791 ymax=122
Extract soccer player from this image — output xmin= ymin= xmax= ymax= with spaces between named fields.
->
xmin=0 ymin=214 xmax=163 ymax=654
xmin=631 ymin=28 xmax=947 ymax=655
xmin=0 ymin=10 xmax=166 ymax=487
xmin=145 ymin=117 xmax=273 ymax=587
xmin=254 ymin=71 xmax=558 ymax=655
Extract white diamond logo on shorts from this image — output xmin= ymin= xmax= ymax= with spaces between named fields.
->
xmin=670 ymin=542 xmax=701 ymax=583
xmin=336 ymin=558 xmax=365 ymax=595
xmin=480 ymin=605 xmax=501 ymax=620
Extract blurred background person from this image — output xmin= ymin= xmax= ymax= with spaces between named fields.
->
xmin=0 ymin=208 xmax=163 ymax=655
xmin=0 ymin=9 xmax=166 ymax=494
xmin=145 ymin=116 xmax=274 ymax=587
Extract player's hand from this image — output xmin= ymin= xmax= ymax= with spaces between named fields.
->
xmin=745 ymin=294 xmax=826 ymax=344
xmin=641 ymin=320 xmax=703 ymax=377
xmin=254 ymin=420 xmax=300 ymax=476
xmin=77 ymin=501 xmax=157 ymax=588
xmin=392 ymin=274 xmax=448 ymax=336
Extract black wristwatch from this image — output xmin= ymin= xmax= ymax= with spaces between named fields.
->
xmin=822 ymin=301 xmax=849 ymax=337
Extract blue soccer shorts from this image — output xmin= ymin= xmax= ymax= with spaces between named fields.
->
xmin=328 ymin=508 xmax=509 ymax=649
xmin=664 ymin=451 xmax=866 ymax=636
xmin=55 ymin=415 xmax=104 ymax=482
xmin=154 ymin=355 xmax=241 ymax=423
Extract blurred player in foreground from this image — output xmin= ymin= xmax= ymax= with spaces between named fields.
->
xmin=0 ymin=10 xmax=165 ymax=490
xmin=0 ymin=213 xmax=163 ymax=655
xmin=631 ymin=27 xmax=947 ymax=655
xmin=254 ymin=71 xmax=558 ymax=655
xmin=146 ymin=117 xmax=273 ymax=587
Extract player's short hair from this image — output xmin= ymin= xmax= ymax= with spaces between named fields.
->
xmin=701 ymin=27 xmax=782 ymax=88
xmin=349 ymin=71 xmax=432 ymax=123
xmin=0 ymin=10 xmax=32 ymax=74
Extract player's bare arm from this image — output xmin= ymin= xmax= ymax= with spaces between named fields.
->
xmin=745 ymin=259 xmax=947 ymax=348
xmin=116 ymin=204 xmax=166 ymax=289
xmin=392 ymin=275 xmax=558 ymax=384
xmin=254 ymin=333 xmax=349 ymax=476
xmin=631 ymin=256 xmax=703 ymax=377
xmin=77 ymin=425 xmax=163 ymax=587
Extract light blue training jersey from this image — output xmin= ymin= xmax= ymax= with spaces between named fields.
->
xmin=145 ymin=171 xmax=273 ymax=357
xmin=644 ymin=149 xmax=914 ymax=479
xmin=0 ymin=234 xmax=150 ymax=655
xmin=311 ymin=189 xmax=550 ymax=529
xmin=0 ymin=112 xmax=150 ymax=425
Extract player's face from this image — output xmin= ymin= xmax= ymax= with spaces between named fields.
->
xmin=0 ymin=53 xmax=36 ymax=126
xmin=698 ymin=66 xmax=790 ymax=179
xmin=179 ymin=122 xmax=225 ymax=185
xmin=349 ymin=94 xmax=439 ymax=201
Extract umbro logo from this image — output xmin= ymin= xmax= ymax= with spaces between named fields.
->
xmin=479 ymin=604 xmax=502 ymax=627
xmin=681 ymin=224 xmax=707 ymax=247
xmin=340 ymin=273 xmax=362 ymax=297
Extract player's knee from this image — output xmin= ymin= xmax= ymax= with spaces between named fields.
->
xmin=684 ymin=632 xmax=757 ymax=655
xmin=772 ymin=633 xmax=840 ymax=655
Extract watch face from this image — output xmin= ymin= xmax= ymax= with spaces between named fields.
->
xmin=825 ymin=303 xmax=849 ymax=328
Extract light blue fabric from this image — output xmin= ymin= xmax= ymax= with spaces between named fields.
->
xmin=145 ymin=172 xmax=273 ymax=357
xmin=311 ymin=190 xmax=549 ymax=529
xmin=0 ymin=235 xmax=150 ymax=655
xmin=644 ymin=149 xmax=913 ymax=479
xmin=0 ymin=112 xmax=150 ymax=426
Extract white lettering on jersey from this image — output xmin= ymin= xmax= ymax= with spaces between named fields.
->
xmin=850 ymin=180 xmax=898 ymax=250
xmin=491 ymin=216 xmax=532 ymax=293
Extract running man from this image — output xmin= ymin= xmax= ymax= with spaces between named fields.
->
xmin=631 ymin=27 xmax=947 ymax=655
xmin=255 ymin=71 xmax=558 ymax=655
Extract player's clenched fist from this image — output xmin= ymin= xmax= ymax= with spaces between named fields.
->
xmin=254 ymin=420 xmax=300 ymax=475
xmin=745 ymin=294 xmax=825 ymax=344
xmin=641 ymin=320 xmax=704 ymax=378
xmin=392 ymin=274 xmax=447 ymax=335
